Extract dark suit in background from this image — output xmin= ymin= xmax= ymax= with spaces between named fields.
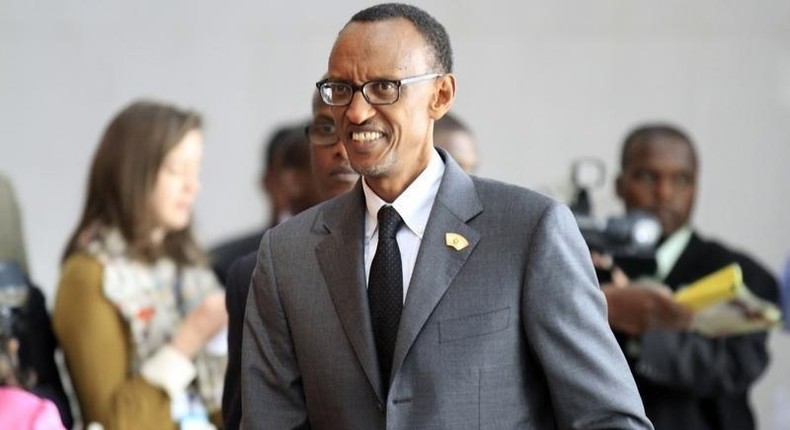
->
xmin=607 ymin=123 xmax=780 ymax=430
xmin=210 ymin=122 xmax=317 ymax=286
xmin=619 ymin=232 xmax=777 ymax=430
xmin=210 ymin=231 xmax=264 ymax=286
xmin=221 ymin=252 xmax=256 ymax=430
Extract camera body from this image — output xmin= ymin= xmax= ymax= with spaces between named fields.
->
xmin=574 ymin=211 xmax=661 ymax=278
xmin=569 ymin=158 xmax=661 ymax=278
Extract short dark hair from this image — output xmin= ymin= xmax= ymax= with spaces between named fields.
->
xmin=350 ymin=3 xmax=453 ymax=73
xmin=434 ymin=112 xmax=471 ymax=135
xmin=262 ymin=123 xmax=310 ymax=174
xmin=620 ymin=123 xmax=697 ymax=170
xmin=278 ymin=126 xmax=312 ymax=170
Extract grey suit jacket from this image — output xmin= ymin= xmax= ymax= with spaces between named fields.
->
xmin=241 ymin=150 xmax=653 ymax=430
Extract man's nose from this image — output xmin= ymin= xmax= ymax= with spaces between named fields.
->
xmin=344 ymin=91 xmax=376 ymax=125
xmin=655 ymin=178 xmax=674 ymax=202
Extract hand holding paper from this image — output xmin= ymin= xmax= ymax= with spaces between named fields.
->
xmin=675 ymin=264 xmax=782 ymax=337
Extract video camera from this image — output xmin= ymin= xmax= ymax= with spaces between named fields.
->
xmin=569 ymin=158 xmax=661 ymax=278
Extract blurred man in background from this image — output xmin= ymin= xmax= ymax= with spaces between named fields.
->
xmin=210 ymin=126 xmax=319 ymax=284
xmin=433 ymin=111 xmax=478 ymax=174
xmin=221 ymin=89 xmax=357 ymax=430
xmin=601 ymin=123 xmax=779 ymax=430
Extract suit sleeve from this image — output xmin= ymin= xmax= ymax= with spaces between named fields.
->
xmin=634 ymin=253 xmax=777 ymax=396
xmin=522 ymin=202 xmax=653 ymax=430
xmin=53 ymin=254 xmax=175 ymax=430
xmin=241 ymin=231 xmax=309 ymax=429
xmin=222 ymin=254 xmax=255 ymax=430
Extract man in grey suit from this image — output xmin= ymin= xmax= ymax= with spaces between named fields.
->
xmin=241 ymin=3 xmax=653 ymax=429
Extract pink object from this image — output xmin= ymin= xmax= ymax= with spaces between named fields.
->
xmin=0 ymin=387 xmax=66 ymax=430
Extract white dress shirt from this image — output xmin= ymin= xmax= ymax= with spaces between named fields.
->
xmin=653 ymin=225 xmax=693 ymax=282
xmin=362 ymin=149 xmax=445 ymax=302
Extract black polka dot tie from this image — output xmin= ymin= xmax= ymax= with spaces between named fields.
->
xmin=368 ymin=205 xmax=404 ymax=394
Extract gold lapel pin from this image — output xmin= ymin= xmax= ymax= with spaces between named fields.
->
xmin=445 ymin=233 xmax=469 ymax=251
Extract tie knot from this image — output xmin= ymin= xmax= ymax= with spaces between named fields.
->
xmin=377 ymin=205 xmax=403 ymax=239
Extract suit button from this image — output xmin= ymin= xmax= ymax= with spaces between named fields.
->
xmin=376 ymin=401 xmax=384 ymax=412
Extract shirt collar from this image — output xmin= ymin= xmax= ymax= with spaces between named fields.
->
xmin=654 ymin=225 xmax=693 ymax=281
xmin=363 ymin=149 xmax=445 ymax=241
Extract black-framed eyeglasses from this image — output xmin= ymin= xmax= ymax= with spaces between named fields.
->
xmin=304 ymin=123 xmax=338 ymax=146
xmin=315 ymin=73 xmax=443 ymax=107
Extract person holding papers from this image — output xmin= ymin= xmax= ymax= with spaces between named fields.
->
xmin=598 ymin=123 xmax=779 ymax=430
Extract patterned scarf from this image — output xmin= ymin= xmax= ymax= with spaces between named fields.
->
xmin=80 ymin=226 xmax=226 ymax=414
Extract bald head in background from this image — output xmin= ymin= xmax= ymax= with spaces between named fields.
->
xmin=433 ymin=112 xmax=478 ymax=173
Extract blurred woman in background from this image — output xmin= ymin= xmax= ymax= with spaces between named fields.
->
xmin=54 ymin=100 xmax=227 ymax=430
xmin=1 ymin=171 xmax=74 ymax=428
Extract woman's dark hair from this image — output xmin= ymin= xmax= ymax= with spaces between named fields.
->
xmin=62 ymin=99 xmax=205 ymax=265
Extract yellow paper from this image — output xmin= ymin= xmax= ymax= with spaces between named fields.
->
xmin=675 ymin=264 xmax=742 ymax=311
xmin=675 ymin=263 xmax=782 ymax=336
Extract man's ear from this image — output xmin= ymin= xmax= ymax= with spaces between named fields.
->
xmin=429 ymin=73 xmax=456 ymax=120
xmin=280 ymin=169 xmax=303 ymax=197
xmin=262 ymin=171 xmax=274 ymax=194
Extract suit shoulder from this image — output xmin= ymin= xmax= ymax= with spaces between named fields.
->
xmin=227 ymin=252 xmax=257 ymax=286
xmin=726 ymin=246 xmax=778 ymax=302
xmin=693 ymin=234 xmax=774 ymax=276
xmin=269 ymin=191 xmax=357 ymax=240
xmin=210 ymin=231 xmax=263 ymax=258
xmin=229 ymin=251 xmax=257 ymax=272
xmin=268 ymin=201 xmax=326 ymax=237
xmin=470 ymin=176 xmax=566 ymax=215
xmin=692 ymin=233 xmax=778 ymax=302
xmin=210 ymin=230 xmax=264 ymax=279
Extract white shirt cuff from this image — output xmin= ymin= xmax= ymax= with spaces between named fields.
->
xmin=140 ymin=344 xmax=197 ymax=400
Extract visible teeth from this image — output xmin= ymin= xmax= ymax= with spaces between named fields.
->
xmin=351 ymin=131 xmax=383 ymax=142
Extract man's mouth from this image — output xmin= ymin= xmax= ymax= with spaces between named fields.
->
xmin=350 ymin=131 xmax=384 ymax=142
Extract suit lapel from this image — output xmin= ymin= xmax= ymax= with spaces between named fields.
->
xmin=663 ymin=233 xmax=702 ymax=290
xmin=390 ymin=152 xmax=483 ymax=382
xmin=314 ymin=185 xmax=384 ymax=402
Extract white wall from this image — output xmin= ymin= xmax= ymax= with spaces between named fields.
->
xmin=1 ymin=1 xmax=788 ymax=427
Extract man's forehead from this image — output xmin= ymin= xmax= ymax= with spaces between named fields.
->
xmin=327 ymin=19 xmax=430 ymax=78
xmin=336 ymin=18 xmax=418 ymax=44
xmin=627 ymin=138 xmax=695 ymax=168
